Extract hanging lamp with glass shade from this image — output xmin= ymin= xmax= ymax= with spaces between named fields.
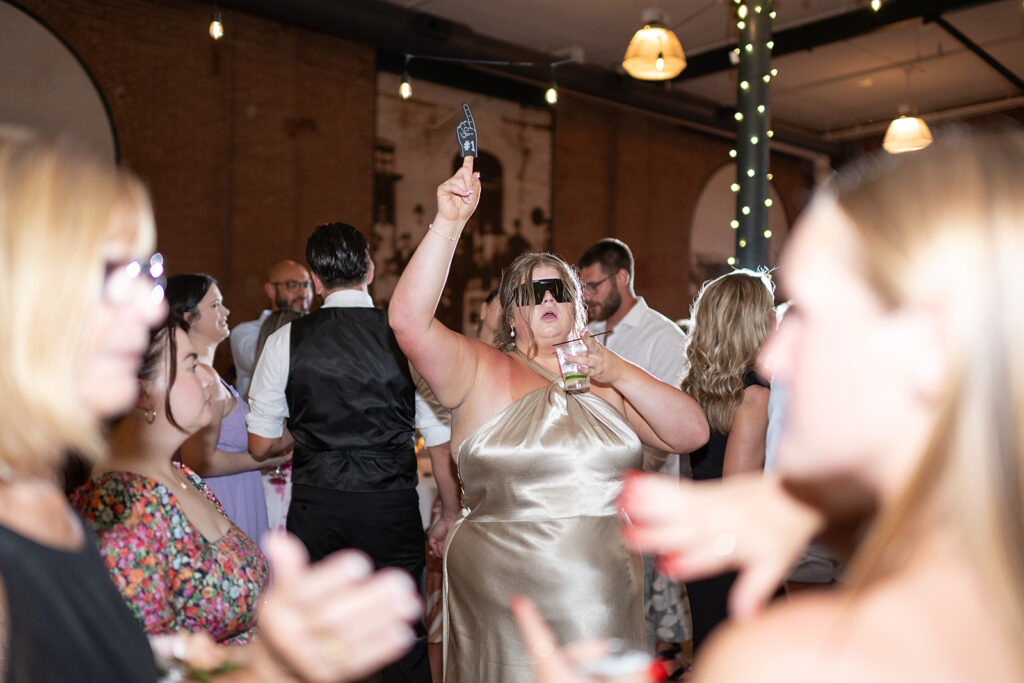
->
xmin=883 ymin=115 xmax=932 ymax=154
xmin=884 ymin=67 xmax=932 ymax=154
xmin=622 ymin=9 xmax=686 ymax=81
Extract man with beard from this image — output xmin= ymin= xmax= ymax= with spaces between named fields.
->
xmin=578 ymin=238 xmax=693 ymax=673
xmin=231 ymin=259 xmax=314 ymax=399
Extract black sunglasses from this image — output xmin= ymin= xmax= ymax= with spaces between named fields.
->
xmin=514 ymin=278 xmax=573 ymax=306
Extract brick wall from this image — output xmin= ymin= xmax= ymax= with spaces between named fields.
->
xmin=552 ymin=95 xmax=814 ymax=321
xmin=16 ymin=0 xmax=815 ymax=350
xmin=16 ymin=0 xmax=376 ymax=374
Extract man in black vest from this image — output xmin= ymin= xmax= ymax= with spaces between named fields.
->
xmin=247 ymin=222 xmax=429 ymax=682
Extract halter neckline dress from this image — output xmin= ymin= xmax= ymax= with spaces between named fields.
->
xmin=442 ymin=350 xmax=644 ymax=682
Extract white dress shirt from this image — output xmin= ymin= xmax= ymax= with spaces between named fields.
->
xmin=230 ymin=309 xmax=272 ymax=399
xmin=245 ymin=289 xmax=449 ymax=443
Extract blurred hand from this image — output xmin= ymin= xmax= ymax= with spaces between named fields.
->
xmin=436 ymin=156 xmax=481 ymax=226
xmin=619 ymin=472 xmax=821 ymax=620
xmin=512 ymin=596 xmax=658 ymax=683
xmin=257 ymin=533 xmax=423 ymax=682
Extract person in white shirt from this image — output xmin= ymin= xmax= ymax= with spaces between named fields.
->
xmin=578 ymin=238 xmax=693 ymax=668
xmin=230 ymin=259 xmax=312 ymax=399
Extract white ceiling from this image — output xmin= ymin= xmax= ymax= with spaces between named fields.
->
xmin=383 ymin=0 xmax=1024 ymax=137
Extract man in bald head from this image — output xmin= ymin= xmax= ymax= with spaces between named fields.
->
xmin=231 ymin=259 xmax=313 ymax=398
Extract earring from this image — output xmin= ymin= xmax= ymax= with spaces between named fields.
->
xmin=510 ymin=326 xmax=516 ymax=338
xmin=143 ymin=409 xmax=156 ymax=424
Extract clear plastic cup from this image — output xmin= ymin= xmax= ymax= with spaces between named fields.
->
xmin=554 ymin=338 xmax=590 ymax=393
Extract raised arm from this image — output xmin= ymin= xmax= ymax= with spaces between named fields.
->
xmin=389 ymin=158 xmax=483 ymax=409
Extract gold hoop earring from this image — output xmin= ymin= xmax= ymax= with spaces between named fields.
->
xmin=143 ymin=409 xmax=156 ymax=424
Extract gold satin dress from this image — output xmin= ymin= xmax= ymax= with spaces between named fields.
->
xmin=442 ymin=354 xmax=645 ymax=682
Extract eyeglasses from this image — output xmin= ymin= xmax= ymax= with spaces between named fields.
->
xmin=582 ymin=275 xmax=612 ymax=295
xmin=104 ymin=253 xmax=166 ymax=304
xmin=514 ymin=278 xmax=573 ymax=306
xmin=271 ymin=280 xmax=312 ymax=292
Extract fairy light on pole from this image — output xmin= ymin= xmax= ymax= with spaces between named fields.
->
xmin=732 ymin=0 xmax=774 ymax=269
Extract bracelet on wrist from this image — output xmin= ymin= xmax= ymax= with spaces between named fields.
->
xmin=427 ymin=224 xmax=459 ymax=243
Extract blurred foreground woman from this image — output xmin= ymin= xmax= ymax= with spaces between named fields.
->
xmin=0 ymin=132 xmax=421 ymax=681
xmin=521 ymin=131 xmax=1024 ymax=682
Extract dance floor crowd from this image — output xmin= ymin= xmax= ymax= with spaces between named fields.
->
xmin=1 ymin=129 xmax=1022 ymax=683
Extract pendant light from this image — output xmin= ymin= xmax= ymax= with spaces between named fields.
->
xmin=622 ymin=9 xmax=686 ymax=81
xmin=883 ymin=68 xmax=932 ymax=154
xmin=883 ymin=115 xmax=932 ymax=154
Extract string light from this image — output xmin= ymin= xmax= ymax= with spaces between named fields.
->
xmin=871 ymin=0 xmax=881 ymax=11
xmin=209 ymin=7 xmax=224 ymax=40
xmin=763 ymin=229 xmax=773 ymax=238
xmin=400 ymin=54 xmax=413 ymax=99
xmin=545 ymin=83 xmax=558 ymax=105
xmin=391 ymin=52 xmax=574 ymax=102
xmin=732 ymin=0 xmax=774 ymax=269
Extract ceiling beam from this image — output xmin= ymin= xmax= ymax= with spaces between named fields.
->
xmin=678 ymin=0 xmax=1006 ymax=81
xmin=930 ymin=16 xmax=1024 ymax=94
xmin=219 ymin=0 xmax=840 ymax=156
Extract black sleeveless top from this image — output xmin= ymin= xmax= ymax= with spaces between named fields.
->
xmin=691 ymin=370 xmax=769 ymax=481
xmin=0 ymin=520 xmax=158 ymax=681
xmin=286 ymin=307 xmax=417 ymax=493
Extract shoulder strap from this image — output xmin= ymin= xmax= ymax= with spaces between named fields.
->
xmin=513 ymin=348 xmax=560 ymax=383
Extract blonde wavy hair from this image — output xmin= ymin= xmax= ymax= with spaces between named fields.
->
xmin=681 ymin=269 xmax=774 ymax=434
xmin=831 ymin=130 xmax=1024 ymax=649
xmin=494 ymin=252 xmax=587 ymax=357
xmin=0 ymin=133 xmax=154 ymax=468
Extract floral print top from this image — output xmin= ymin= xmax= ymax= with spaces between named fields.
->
xmin=71 ymin=463 xmax=269 ymax=644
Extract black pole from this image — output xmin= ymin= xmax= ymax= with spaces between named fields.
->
xmin=735 ymin=1 xmax=773 ymax=269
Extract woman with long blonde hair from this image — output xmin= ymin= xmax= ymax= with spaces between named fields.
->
xmin=678 ymin=269 xmax=775 ymax=653
xmin=517 ymin=130 xmax=1024 ymax=683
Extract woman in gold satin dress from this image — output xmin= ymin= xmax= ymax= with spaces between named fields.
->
xmin=390 ymin=157 xmax=709 ymax=682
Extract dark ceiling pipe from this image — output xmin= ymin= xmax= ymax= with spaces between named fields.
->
xmin=930 ymin=16 xmax=1024 ymax=94
xmin=679 ymin=0 xmax=1005 ymax=81
xmin=218 ymin=0 xmax=840 ymax=156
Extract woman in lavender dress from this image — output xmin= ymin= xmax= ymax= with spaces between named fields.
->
xmin=166 ymin=274 xmax=290 ymax=543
